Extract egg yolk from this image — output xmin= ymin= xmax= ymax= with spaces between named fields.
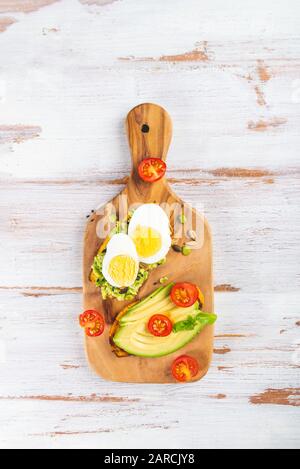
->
xmin=108 ymin=255 xmax=137 ymax=287
xmin=132 ymin=225 xmax=162 ymax=258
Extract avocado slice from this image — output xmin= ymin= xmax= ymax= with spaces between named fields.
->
xmin=113 ymin=283 xmax=217 ymax=358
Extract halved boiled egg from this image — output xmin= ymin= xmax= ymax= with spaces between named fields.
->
xmin=128 ymin=204 xmax=172 ymax=264
xmin=102 ymin=233 xmax=139 ymax=288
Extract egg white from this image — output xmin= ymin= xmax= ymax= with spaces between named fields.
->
xmin=102 ymin=233 xmax=139 ymax=288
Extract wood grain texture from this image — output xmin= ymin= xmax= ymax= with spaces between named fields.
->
xmin=250 ymin=389 xmax=300 ymax=407
xmin=0 ymin=125 xmax=42 ymax=143
xmin=83 ymin=103 xmax=214 ymax=383
xmin=0 ymin=0 xmax=299 ymax=449
xmin=0 ymin=16 xmax=16 ymax=32
xmin=0 ymin=0 xmax=60 ymax=13
xmin=80 ymin=0 xmax=119 ymax=5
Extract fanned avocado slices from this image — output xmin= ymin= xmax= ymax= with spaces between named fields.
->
xmin=112 ymin=283 xmax=217 ymax=358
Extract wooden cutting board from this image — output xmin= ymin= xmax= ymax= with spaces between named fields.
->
xmin=83 ymin=103 xmax=214 ymax=383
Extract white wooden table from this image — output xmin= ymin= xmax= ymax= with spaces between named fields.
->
xmin=0 ymin=0 xmax=299 ymax=449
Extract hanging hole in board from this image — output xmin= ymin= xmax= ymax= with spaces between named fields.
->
xmin=141 ymin=124 xmax=150 ymax=133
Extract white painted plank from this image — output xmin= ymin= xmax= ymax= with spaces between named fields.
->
xmin=0 ymin=288 xmax=299 ymax=448
xmin=0 ymin=398 xmax=299 ymax=449
xmin=0 ymin=0 xmax=299 ymax=180
xmin=0 ymin=65 xmax=299 ymax=178
xmin=0 ymin=177 xmax=299 ymax=292
xmin=0 ymin=289 xmax=299 ymax=396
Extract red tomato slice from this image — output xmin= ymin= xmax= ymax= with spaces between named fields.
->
xmin=138 ymin=158 xmax=167 ymax=183
xmin=172 ymin=355 xmax=200 ymax=382
xmin=148 ymin=314 xmax=173 ymax=337
xmin=79 ymin=310 xmax=105 ymax=337
xmin=170 ymin=283 xmax=199 ymax=308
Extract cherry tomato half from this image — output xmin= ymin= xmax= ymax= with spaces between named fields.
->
xmin=79 ymin=310 xmax=105 ymax=337
xmin=148 ymin=314 xmax=173 ymax=337
xmin=170 ymin=283 xmax=199 ymax=308
xmin=172 ymin=355 xmax=200 ymax=382
xmin=138 ymin=158 xmax=167 ymax=183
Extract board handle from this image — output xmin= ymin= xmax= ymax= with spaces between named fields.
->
xmin=126 ymin=103 xmax=173 ymax=181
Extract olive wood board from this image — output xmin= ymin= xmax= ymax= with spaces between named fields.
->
xmin=83 ymin=103 xmax=214 ymax=383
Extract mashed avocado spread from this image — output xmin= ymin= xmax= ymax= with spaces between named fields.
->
xmin=92 ymin=252 xmax=165 ymax=301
